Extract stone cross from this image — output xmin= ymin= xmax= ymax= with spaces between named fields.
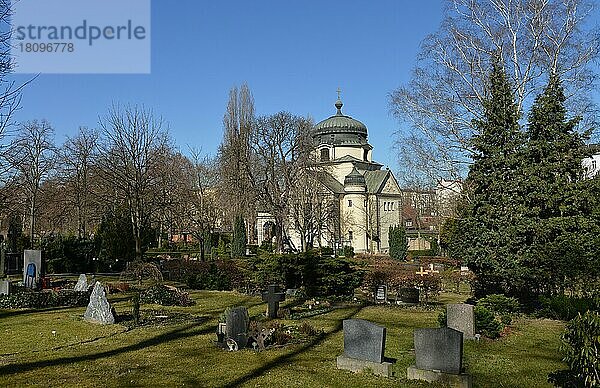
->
xmin=262 ymin=284 xmax=285 ymax=319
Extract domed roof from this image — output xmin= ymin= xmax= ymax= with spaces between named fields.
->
xmin=344 ymin=166 xmax=366 ymax=186
xmin=313 ymin=99 xmax=368 ymax=139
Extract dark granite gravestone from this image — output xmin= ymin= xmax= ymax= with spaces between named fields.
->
xmin=262 ymin=285 xmax=285 ymax=319
xmin=337 ymin=319 xmax=394 ymax=377
xmin=74 ymin=274 xmax=88 ymax=291
xmin=414 ymin=327 xmax=463 ymax=374
xmin=225 ymin=306 xmax=249 ymax=349
xmin=375 ymin=285 xmax=387 ymax=303
xmin=398 ymin=287 xmax=420 ymax=304
xmin=447 ymin=304 xmax=475 ymax=339
xmin=343 ymin=319 xmax=386 ymax=363
xmin=84 ymin=282 xmax=115 ymax=324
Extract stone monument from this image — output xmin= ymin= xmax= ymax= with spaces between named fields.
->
xmin=84 ymin=282 xmax=115 ymax=325
xmin=336 ymin=319 xmax=394 ymax=377
xmin=261 ymin=285 xmax=285 ymax=319
xmin=447 ymin=303 xmax=475 ymax=339
xmin=407 ymin=327 xmax=472 ymax=387
xmin=74 ymin=274 xmax=88 ymax=291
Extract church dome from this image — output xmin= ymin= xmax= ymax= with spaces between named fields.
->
xmin=344 ymin=166 xmax=366 ymax=187
xmin=313 ymin=99 xmax=368 ymax=143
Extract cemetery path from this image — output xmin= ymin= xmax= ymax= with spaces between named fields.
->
xmin=223 ymin=304 xmax=365 ymax=388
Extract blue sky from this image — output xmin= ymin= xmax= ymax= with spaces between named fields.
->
xmin=8 ymin=0 xmax=445 ymax=170
xmin=7 ymin=0 xmax=599 ymax=171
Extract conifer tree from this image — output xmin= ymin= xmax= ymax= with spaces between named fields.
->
xmin=231 ymin=215 xmax=246 ymax=258
xmin=458 ymin=55 xmax=526 ymax=296
xmin=389 ymin=225 xmax=408 ymax=261
xmin=521 ymin=74 xmax=590 ymax=294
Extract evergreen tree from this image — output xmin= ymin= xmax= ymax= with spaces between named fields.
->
xmin=458 ymin=55 xmax=526 ymax=296
xmin=389 ymin=225 xmax=408 ymax=261
xmin=231 ymin=215 xmax=247 ymax=258
xmin=521 ymin=74 xmax=590 ymax=294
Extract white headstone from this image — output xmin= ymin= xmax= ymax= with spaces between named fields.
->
xmin=23 ymin=250 xmax=42 ymax=287
xmin=74 ymin=274 xmax=88 ymax=291
xmin=84 ymin=282 xmax=115 ymax=324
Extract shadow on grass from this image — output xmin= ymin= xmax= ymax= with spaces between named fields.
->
xmin=0 ymin=318 xmax=213 ymax=376
xmin=223 ymin=304 xmax=364 ymax=388
xmin=0 ymin=306 xmax=79 ymax=320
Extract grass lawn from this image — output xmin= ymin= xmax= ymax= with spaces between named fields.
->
xmin=0 ymin=286 xmax=565 ymax=387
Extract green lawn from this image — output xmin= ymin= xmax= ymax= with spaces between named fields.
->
xmin=0 ymin=287 xmax=565 ymax=387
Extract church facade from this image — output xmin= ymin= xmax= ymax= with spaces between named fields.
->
xmin=257 ymin=98 xmax=403 ymax=253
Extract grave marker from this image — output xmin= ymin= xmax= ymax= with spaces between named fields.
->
xmin=23 ymin=250 xmax=42 ymax=288
xmin=225 ymin=306 xmax=249 ymax=350
xmin=262 ymin=284 xmax=285 ymax=319
xmin=84 ymin=282 xmax=115 ymax=325
xmin=336 ymin=319 xmax=394 ymax=377
xmin=447 ymin=304 xmax=475 ymax=339
xmin=408 ymin=327 xmax=472 ymax=387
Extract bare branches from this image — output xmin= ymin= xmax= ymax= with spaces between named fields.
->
xmin=391 ymin=0 xmax=599 ymax=182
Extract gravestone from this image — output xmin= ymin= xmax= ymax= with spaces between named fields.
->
xmin=398 ymin=287 xmax=420 ymax=304
xmin=375 ymin=285 xmax=387 ymax=303
xmin=336 ymin=319 xmax=394 ymax=377
xmin=447 ymin=304 xmax=475 ymax=339
xmin=262 ymin=284 xmax=285 ymax=319
xmin=225 ymin=306 xmax=249 ymax=350
xmin=0 ymin=280 xmax=10 ymax=295
xmin=74 ymin=274 xmax=88 ymax=291
xmin=23 ymin=250 xmax=42 ymax=288
xmin=408 ymin=327 xmax=472 ymax=387
xmin=84 ymin=282 xmax=115 ymax=324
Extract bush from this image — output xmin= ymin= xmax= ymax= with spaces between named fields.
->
xmin=0 ymin=290 xmax=90 ymax=309
xmin=343 ymin=246 xmax=354 ymax=258
xmin=477 ymin=294 xmax=521 ymax=315
xmin=549 ymin=311 xmax=600 ymax=388
xmin=438 ymin=310 xmax=447 ymax=327
xmin=474 ymin=305 xmax=503 ymax=339
xmin=120 ymin=261 xmax=163 ymax=285
xmin=538 ymin=295 xmax=598 ymax=321
xmin=140 ymin=285 xmax=195 ymax=306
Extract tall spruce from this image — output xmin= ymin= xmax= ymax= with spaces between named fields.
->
xmin=458 ymin=56 xmax=526 ymax=297
xmin=231 ymin=215 xmax=246 ymax=258
xmin=522 ymin=74 xmax=590 ymax=294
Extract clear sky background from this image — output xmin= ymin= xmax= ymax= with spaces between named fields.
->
xmin=6 ymin=0 xmax=599 ymax=172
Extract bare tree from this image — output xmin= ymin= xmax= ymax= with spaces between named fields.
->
xmin=7 ymin=120 xmax=57 ymax=247
xmin=61 ymin=127 xmax=99 ymax=238
xmin=249 ymin=112 xmax=314 ymax=252
xmin=97 ymin=105 xmax=170 ymax=260
xmin=391 ymin=0 xmax=600 ymax=182
xmin=187 ymin=148 xmax=222 ymax=259
xmin=218 ymin=84 xmax=256 ymax=235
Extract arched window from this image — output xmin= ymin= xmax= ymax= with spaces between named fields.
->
xmin=320 ymin=148 xmax=330 ymax=161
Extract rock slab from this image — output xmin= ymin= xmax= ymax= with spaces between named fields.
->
xmin=84 ymin=282 xmax=114 ymax=324
xmin=74 ymin=274 xmax=88 ymax=291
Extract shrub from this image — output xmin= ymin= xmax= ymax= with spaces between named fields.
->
xmin=343 ymin=246 xmax=354 ymax=258
xmin=0 ymin=290 xmax=90 ymax=309
xmin=477 ymin=294 xmax=521 ymax=315
xmin=549 ymin=311 xmax=600 ymax=388
xmin=298 ymin=321 xmax=320 ymax=336
xmin=438 ymin=310 xmax=447 ymax=327
xmin=474 ymin=305 xmax=503 ymax=339
xmin=320 ymin=247 xmax=334 ymax=256
xmin=120 ymin=261 xmax=163 ymax=285
xmin=140 ymin=285 xmax=195 ymax=306
xmin=538 ymin=295 xmax=598 ymax=321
